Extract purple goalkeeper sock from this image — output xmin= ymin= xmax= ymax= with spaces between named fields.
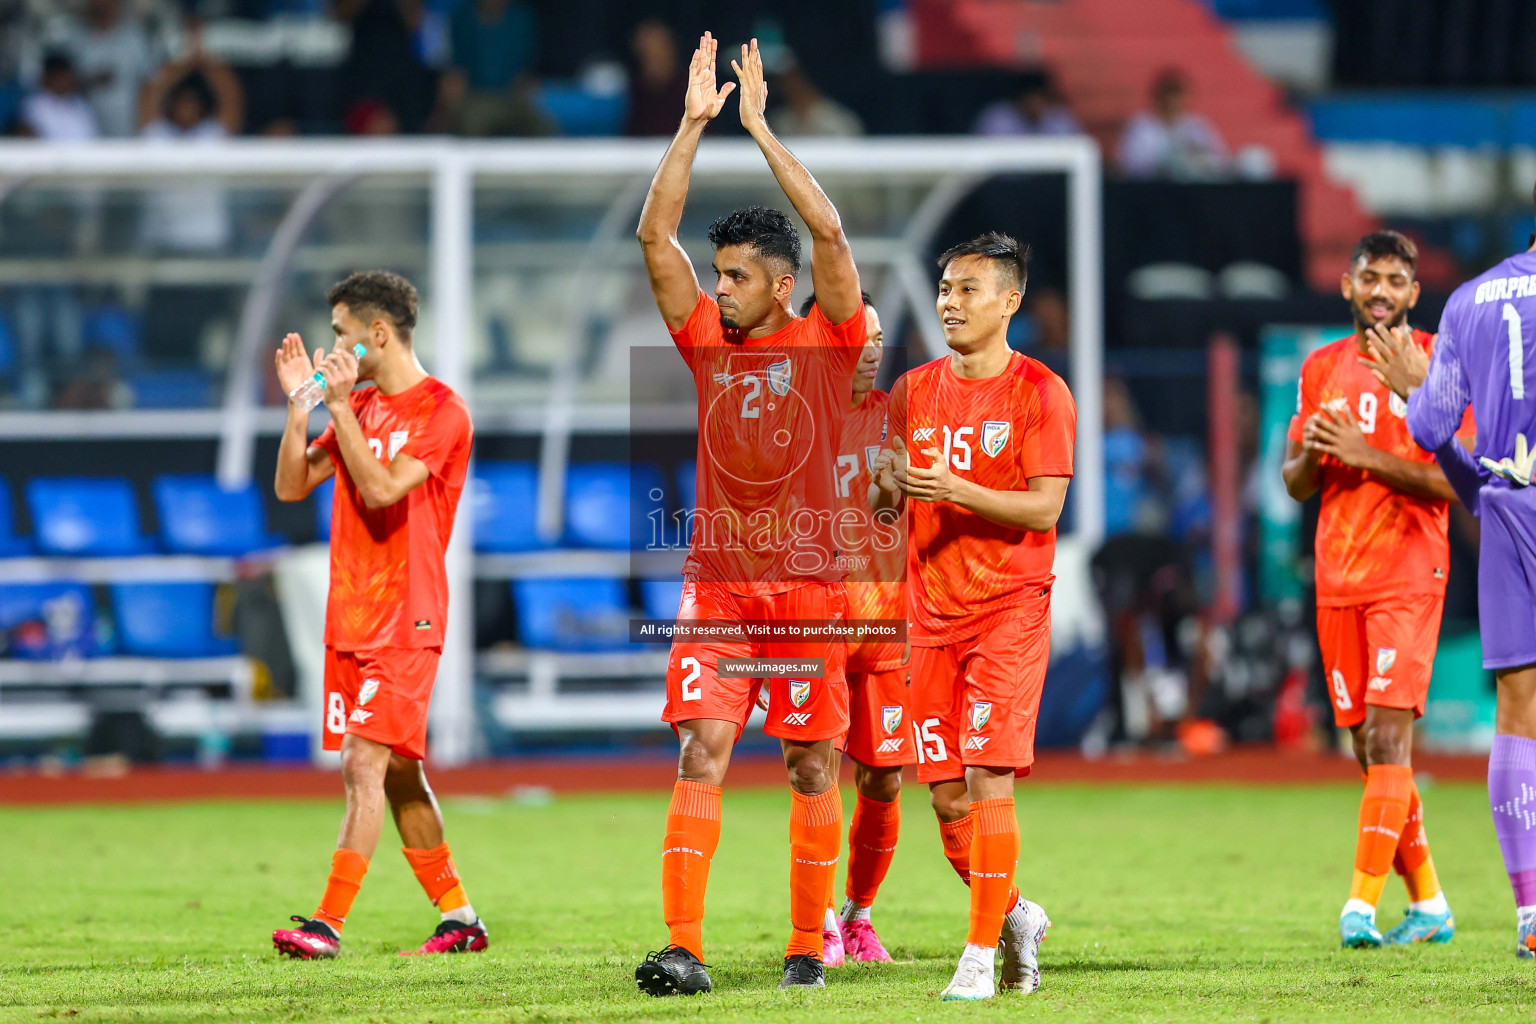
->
xmin=1490 ymin=734 xmax=1536 ymax=907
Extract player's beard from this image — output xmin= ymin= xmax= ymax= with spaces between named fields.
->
xmin=718 ymin=313 xmax=740 ymax=330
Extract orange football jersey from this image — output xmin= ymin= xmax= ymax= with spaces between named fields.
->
xmin=836 ymin=388 xmax=904 ymax=671
xmin=672 ymin=292 xmax=863 ymax=590
xmin=312 ymin=377 xmax=473 ymax=649
xmin=1288 ymin=330 xmax=1471 ymax=606
xmin=890 ymin=351 xmax=1075 ymax=645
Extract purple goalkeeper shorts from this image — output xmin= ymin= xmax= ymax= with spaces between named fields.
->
xmin=1479 ymin=483 xmax=1536 ymax=670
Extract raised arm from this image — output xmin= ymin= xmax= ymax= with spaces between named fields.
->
xmin=732 ymin=40 xmax=861 ymax=325
xmin=272 ymin=333 xmax=335 ymax=501
xmin=636 ymin=31 xmax=736 ymax=331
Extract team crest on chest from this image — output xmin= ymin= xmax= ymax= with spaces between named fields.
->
xmin=388 ymin=430 xmax=409 ymax=459
xmin=789 ymin=679 xmax=811 ymax=707
xmin=865 ymin=445 xmax=883 ymax=473
xmin=882 ymin=705 xmax=902 ymax=734
xmin=1389 ymin=392 xmax=1408 ymax=418
xmin=971 ymin=701 xmax=992 ymax=730
xmin=767 ymin=357 xmax=792 ymax=396
xmin=981 ymin=421 xmax=1010 ymax=457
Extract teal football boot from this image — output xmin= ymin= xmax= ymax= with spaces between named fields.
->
xmin=1340 ymin=910 xmax=1383 ymax=949
xmin=1381 ymin=907 xmax=1455 ymax=945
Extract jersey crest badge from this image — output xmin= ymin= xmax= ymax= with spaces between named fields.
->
xmin=1376 ymin=648 xmax=1397 ymax=674
xmin=388 ymin=430 xmax=409 ymax=459
xmin=1389 ymin=392 xmax=1408 ymax=418
xmin=359 ymin=678 xmax=379 ymax=706
xmin=865 ymin=445 xmax=883 ymax=473
xmin=767 ymin=357 xmax=792 ymax=396
xmin=971 ymin=701 xmax=992 ymax=731
xmin=790 ymin=679 xmax=811 ymax=707
xmin=981 ymin=421 xmax=1010 ymax=457
xmin=882 ymin=705 xmax=902 ymax=734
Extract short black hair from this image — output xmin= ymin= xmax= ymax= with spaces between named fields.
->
xmin=327 ymin=270 xmax=419 ymax=337
xmin=166 ymin=69 xmax=216 ymax=119
xmin=41 ymin=52 xmax=75 ymax=78
xmin=708 ymin=206 xmax=803 ymax=278
xmin=798 ymin=290 xmax=874 ymax=317
xmin=1349 ymin=230 xmax=1418 ymax=275
xmin=937 ymin=232 xmax=1031 ymax=291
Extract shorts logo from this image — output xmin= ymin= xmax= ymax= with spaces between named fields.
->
xmin=415 ymin=619 xmax=431 ymax=630
xmin=882 ymin=705 xmax=902 ymax=734
xmin=782 ymin=712 xmax=813 ymax=726
xmin=981 ymin=421 xmax=1010 ymax=457
xmin=877 ymin=737 xmax=904 ymax=754
xmin=349 ymin=708 xmax=373 ymax=724
xmin=1369 ymin=676 xmax=1393 ymax=693
xmin=358 ymin=678 xmax=379 ymax=706
xmin=767 ymin=357 xmax=792 ymax=396
xmin=789 ymin=679 xmax=811 ymax=708
xmin=1376 ymin=648 xmax=1397 ymax=674
xmin=913 ymin=427 xmax=936 ymax=443
xmin=388 ymin=430 xmax=409 ymax=459
xmin=971 ymin=701 xmax=992 ymax=731
xmin=965 ymin=735 xmax=991 ymax=751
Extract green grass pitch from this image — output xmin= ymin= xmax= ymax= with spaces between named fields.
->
xmin=4 ymin=780 xmax=1536 ymax=1022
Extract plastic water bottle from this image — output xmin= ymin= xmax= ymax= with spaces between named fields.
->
xmin=289 ymin=342 xmax=367 ymax=412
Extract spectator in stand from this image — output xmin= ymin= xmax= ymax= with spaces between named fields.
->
xmin=337 ymin=0 xmax=438 ymax=133
xmin=19 ymin=53 xmax=98 ymax=140
xmin=770 ymin=60 xmax=862 ymax=137
xmin=623 ymin=18 xmax=686 ymax=137
xmin=438 ymin=0 xmax=549 ymax=137
xmin=1117 ymin=68 xmax=1228 ymax=180
xmin=48 ymin=0 xmax=160 ymax=139
xmin=972 ymin=71 xmax=1080 ymax=137
xmin=138 ymin=50 xmax=239 ymax=250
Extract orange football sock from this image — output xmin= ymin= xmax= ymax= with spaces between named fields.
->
xmin=846 ymin=793 xmax=900 ymax=908
xmin=1393 ymin=783 xmax=1443 ymax=901
xmin=967 ymin=798 xmax=1020 ymax=948
xmin=661 ymin=780 xmax=721 ymax=961
xmin=938 ymin=811 xmax=1021 ymax=909
xmin=938 ymin=812 xmax=976 ymax=885
xmin=1350 ymin=764 xmax=1414 ymax=908
xmin=314 ymin=848 xmax=369 ymax=932
xmin=402 ymin=842 xmax=469 ymax=913
xmin=787 ymin=787 xmax=842 ymax=959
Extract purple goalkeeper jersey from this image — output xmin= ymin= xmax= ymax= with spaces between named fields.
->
xmin=1408 ymin=249 xmax=1536 ymax=460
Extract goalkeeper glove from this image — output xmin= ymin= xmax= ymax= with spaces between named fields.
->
xmin=1480 ymin=433 xmax=1536 ymax=487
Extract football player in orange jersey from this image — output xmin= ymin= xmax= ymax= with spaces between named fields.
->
xmin=633 ymin=34 xmax=865 ymax=995
xmin=799 ymin=292 xmax=910 ymax=966
xmin=872 ymin=233 xmax=1074 ymax=1000
xmin=1281 ymin=231 xmax=1469 ymax=949
xmin=267 ymin=271 xmax=482 ymax=959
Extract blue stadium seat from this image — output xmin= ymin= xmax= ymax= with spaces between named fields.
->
xmin=510 ymin=577 xmax=630 ymax=651
xmin=473 ymin=461 xmax=549 ymax=552
xmin=640 ymin=579 xmax=685 ymax=620
xmin=110 ymin=582 xmax=238 ymax=658
xmin=1308 ymin=98 xmax=1501 ymax=148
xmin=26 ymin=477 xmax=151 ymax=556
xmin=564 ymin=463 xmax=666 ymax=550
xmin=536 ymin=84 xmax=628 ymax=137
xmin=315 ymin=476 xmax=334 ymax=542
xmin=153 ymin=475 xmax=285 ymax=556
xmin=0 ymin=477 xmax=31 ymax=557
xmin=0 ymin=582 xmax=97 ymax=659
xmin=130 ymin=368 xmax=213 ymax=408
